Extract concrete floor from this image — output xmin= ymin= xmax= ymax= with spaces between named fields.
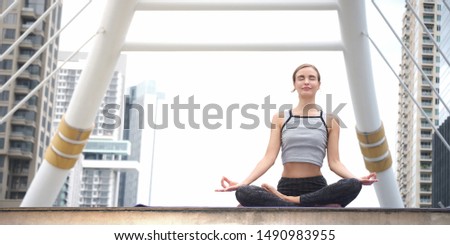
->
xmin=0 ymin=207 xmax=449 ymax=225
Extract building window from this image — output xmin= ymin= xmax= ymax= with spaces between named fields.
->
xmin=420 ymin=173 xmax=431 ymax=181
xmin=19 ymin=47 xmax=34 ymax=55
xmin=0 ymin=75 xmax=10 ymax=85
xmin=3 ymin=13 xmax=17 ymax=24
xmin=422 ymin=67 xmax=433 ymax=75
xmin=10 ymin=140 xmax=33 ymax=152
xmin=420 ymin=196 xmax=431 ymax=203
xmin=26 ymin=95 xmax=37 ymax=106
xmin=0 ymin=91 xmax=8 ymax=101
xmin=12 ymin=125 xmax=35 ymax=136
xmin=0 ymin=107 xmax=7 ymax=117
xmin=420 ymin=161 xmax=431 ymax=170
xmin=0 ymin=60 xmax=13 ymax=70
xmin=10 ymin=176 xmax=28 ymax=190
xmin=0 ymin=44 xmax=11 ymax=53
xmin=10 ymin=159 xmax=29 ymax=175
xmin=28 ymin=65 xmax=41 ymax=75
xmin=422 ymin=57 xmax=433 ymax=64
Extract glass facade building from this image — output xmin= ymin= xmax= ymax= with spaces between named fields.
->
xmin=432 ymin=117 xmax=450 ymax=208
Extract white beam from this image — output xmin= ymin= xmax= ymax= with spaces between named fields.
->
xmin=136 ymin=0 xmax=338 ymax=11
xmin=122 ymin=41 xmax=343 ymax=52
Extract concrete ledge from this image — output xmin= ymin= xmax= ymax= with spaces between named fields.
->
xmin=0 ymin=207 xmax=449 ymax=225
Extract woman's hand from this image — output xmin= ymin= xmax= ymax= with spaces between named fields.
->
xmin=215 ymin=176 xmax=242 ymax=192
xmin=262 ymin=183 xmax=299 ymax=204
xmin=359 ymin=172 xmax=378 ymax=185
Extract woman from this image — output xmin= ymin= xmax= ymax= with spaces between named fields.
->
xmin=215 ymin=64 xmax=378 ymax=207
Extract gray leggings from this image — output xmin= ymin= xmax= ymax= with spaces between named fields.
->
xmin=235 ymin=176 xmax=362 ymax=207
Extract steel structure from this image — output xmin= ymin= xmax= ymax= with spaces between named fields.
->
xmin=18 ymin=0 xmax=403 ymax=208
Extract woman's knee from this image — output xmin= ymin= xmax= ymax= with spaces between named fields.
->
xmin=235 ymin=185 xmax=247 ymax=199
xmin=344 ymin=178 xmax=362 ymax=194
xmin=235 ymin=185 xmax=255 ymax=203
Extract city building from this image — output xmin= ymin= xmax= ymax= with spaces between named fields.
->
xmin=397 ymin=0 xmax=441 ymax=208
xmin=439 ymin=0 xmax=450 ymax=123
xmin=80 ymin=139 xmax=138 ymax=207
xmin=124 ymin=80 xmax=164 ymax=206
xmin=434 ymin=0 xmax=450 ymax=209
xmin=56 ymin=80 xmax=165 ymax=207
xmin=432 ymin=117 xmax=450 ymax=208
xmin=0 ymin=0 xmax=62 ymax=207
xmin=53 ymin=139 xmax=139 ymax=207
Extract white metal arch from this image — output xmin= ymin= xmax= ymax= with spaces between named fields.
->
xmin=20 ymin=0 xmax=403 ymax=208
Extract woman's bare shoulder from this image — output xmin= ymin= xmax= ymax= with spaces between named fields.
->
xmin=325 ymin=113 xmax=343 ymax=129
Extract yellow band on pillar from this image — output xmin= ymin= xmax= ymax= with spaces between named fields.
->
xmin=52 ymin=133 xmax=86 ymax=155
xmin=364 ymin=152 xmax=393 ymax=173
xmin=356 ymin=123 xmax=392 ymax=172
xmin=45 ymin=117 xmax=93 ymax=169
xmin=359 ymin=138 xmax=389 ymax=159
xmin=356 ymin=123 xmax=385 ymax=144
xmin=57 ymin=117 xmax=92 ymax=141
xmin=45 ymin=147 xmax=79 ymax=170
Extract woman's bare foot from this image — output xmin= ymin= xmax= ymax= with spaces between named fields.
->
xmin=261 ymin=183 xmax=287 ymax=201
xmin=261 ymin=183 xmax=301 ymax=204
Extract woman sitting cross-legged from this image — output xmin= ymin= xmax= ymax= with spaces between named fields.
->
xmin=215 ymin=63 xmax=378 ymax=207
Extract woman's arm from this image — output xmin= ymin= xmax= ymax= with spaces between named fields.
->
xmin=216 ymin=113 xmax=283 ymax=192
xmin=327 ymin=115 xmax=377 ymax=185
xmin=326 ymin=116 xmax=358 ymax=178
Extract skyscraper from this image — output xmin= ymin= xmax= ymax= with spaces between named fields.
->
xmin=124 ymin=80 xmax=164 ymax=206
xmin=432 ymin=117 xmax=450 ymax=208
xmin=0 ymin=0 xmax=62 ymax=207
xmin=397 ymin=0 xmax=441 ymax=208
xmin=440 ymin=0 xmax=450 ymax=123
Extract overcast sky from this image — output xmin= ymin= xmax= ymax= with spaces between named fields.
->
xmin=58 ymin=0 xmax=405 ymax=207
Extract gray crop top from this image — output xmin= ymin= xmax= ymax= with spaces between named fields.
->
xmin=281 ymin=109 xmax=328 ymax=167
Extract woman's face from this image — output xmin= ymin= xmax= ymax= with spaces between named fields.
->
xmin=293 ymin=67 xmax=320 ymax=97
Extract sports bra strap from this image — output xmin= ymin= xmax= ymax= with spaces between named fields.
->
xmin=281 ymin=109 xmax=293 ymax=132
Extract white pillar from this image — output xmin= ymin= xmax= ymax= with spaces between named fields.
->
xmin=21 ymin=0 xmax=138 ymax=207
xmin=337 ymin=0 xmax=403 ymax=208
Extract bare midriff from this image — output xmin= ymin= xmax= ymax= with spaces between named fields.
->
xmin=282 ymin=162 xmax=322 ymax=178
